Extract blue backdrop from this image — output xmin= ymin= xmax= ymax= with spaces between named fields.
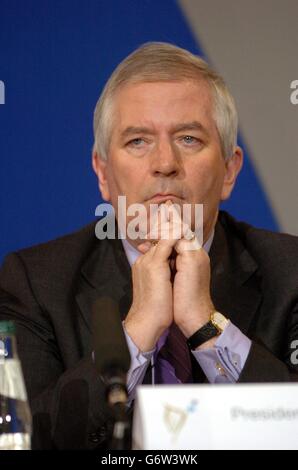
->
xmin=0 ymin=0 xmax=278 ymax=262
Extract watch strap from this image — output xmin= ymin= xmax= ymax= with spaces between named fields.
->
xmin=187 ymin=321 xmax=219 ymax=350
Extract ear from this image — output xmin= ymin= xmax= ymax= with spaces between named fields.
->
xmin=220 ymin=146 xmax=243 ymax=201
xmin=92 ymin=151 xmax=111 ymax=202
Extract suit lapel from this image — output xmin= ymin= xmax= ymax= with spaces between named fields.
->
xmin=209 ymin=215 xmax=262 ymax=335
xmin=75 ymin=235 xmax=132 ymax=353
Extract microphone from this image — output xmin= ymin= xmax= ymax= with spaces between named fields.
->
xmin=92 ymin=296 xmax=131 ymax=449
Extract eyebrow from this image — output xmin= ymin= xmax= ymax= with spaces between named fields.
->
xmin=120 ymin=121 xmax=210 ymax=139
xmin=171 ymin=121 xmax=209 ymax=135
xmin=120 ymin=126 xmax=154 ymax=138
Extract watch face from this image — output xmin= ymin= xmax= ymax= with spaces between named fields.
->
xmin=212 ymin=312 xmax=229 ymax=331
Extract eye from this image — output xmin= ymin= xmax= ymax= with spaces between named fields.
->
xmin=126 ymin=138 xmax=145 ymax=147
xmin=181 ymin=135 xmax=199 ymax=145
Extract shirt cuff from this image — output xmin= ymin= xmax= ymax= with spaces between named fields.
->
xmin=192 ymin=321 xmax=252 ymax=383
xmin=123 ymin=323 xmax=155 ymax=402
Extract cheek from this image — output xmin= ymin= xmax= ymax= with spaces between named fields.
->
xmin=187 ymin=159 xmax=224 ymax=200
xmin=106 ymin=157 xmax=145 ymax=200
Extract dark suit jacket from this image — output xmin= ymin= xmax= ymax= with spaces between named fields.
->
xmin=0 ymin=211 xmax=298 ymax=449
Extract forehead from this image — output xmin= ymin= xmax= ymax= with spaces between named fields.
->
xmin=112 ymin=80 xmax=216 ymax=132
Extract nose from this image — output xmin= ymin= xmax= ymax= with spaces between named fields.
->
xmin=150 ymin=139 xmax=181 ymax=178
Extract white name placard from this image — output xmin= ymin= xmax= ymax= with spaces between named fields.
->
xmin=133 ymin=383 xmax=298 ymax=450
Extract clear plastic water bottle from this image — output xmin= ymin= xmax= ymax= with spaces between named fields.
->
xmin=0 ymin=320 xmax=32 ymax=449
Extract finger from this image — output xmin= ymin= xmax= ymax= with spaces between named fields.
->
xmin=183 ymin=227 xmax=195 ymax=240
xmin=152 ymin=236 xmax=179 ymax=260
xmin=152 ymin=201 xmax=171 ymax=229
xmin=137 ymin=241 xmax=152 ymax=254
xmin=164 ymin=199 xmax=174 ymax=222
xmin=175 ymin=236 xmax=202 ymax=253
xmin=146 ymin=200 xmax=177 ymax=239
xmin=147 ymin=221 xmax=189 ymax=241
xmin=146 ymin=201 xmax=193 ymax=242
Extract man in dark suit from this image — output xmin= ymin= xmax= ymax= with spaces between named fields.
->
xmin=1 ymin=42 xmax=298 ymax=449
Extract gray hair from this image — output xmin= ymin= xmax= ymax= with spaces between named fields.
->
xmin=93 ymin=42 xmax=238 ymax=160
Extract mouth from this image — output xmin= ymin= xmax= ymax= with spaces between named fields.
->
xmin=146 ymin=194 xmax=183 ymax=204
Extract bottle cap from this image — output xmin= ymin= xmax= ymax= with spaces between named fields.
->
xmin=0 ymin=320 xmax=16 ymax=334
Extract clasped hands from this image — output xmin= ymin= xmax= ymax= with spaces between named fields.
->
xmin=124 ymin=201 xmax=216 ymax=352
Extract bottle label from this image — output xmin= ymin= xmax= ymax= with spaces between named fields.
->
xmin=0 ymin=359 xmax=28 ymax=401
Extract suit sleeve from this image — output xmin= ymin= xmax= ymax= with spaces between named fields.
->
xmin=0 ymin=252 xmax=113 ymax=449
xmin=239 ymin=305 xmax=298 ymax=382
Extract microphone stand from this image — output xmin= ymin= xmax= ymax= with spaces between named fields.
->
xmin=105 ymin=368 xmax=131 ymax=450
xmin=92 ymin=296 xmax=132 ymax=450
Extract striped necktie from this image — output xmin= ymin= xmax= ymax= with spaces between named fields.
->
xmin=154 ymin=323 xmax=193 ymax=384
